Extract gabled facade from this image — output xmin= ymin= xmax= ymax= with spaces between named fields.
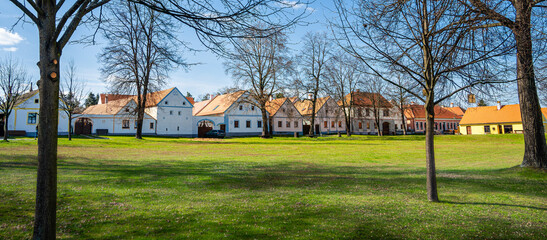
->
xmin=266 ymin=98 xmax=303 ymax=135
xmin=294 ymin=96 xmax=346 ymax=135
xmin=339 ymin=91 xmax=401 ymax=135
xmin=2 ymin=90 xmax=69 ymax=137
xmin=193 ymin=91 xmax=266 ymax=137
xmin=79 ymin=87 xmax=194 ymax=136
xmin=405 ymin=104 xmax=462 ymax=134
xmin=459 ymin=104 xmax=547 ymax=135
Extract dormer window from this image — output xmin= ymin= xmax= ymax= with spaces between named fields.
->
xmin=34 ymin=99 xmax=39 ymax=104
xmin=165 ymin=101 xmax=168 ymax=105
xmin=239 ymin=105 xmax=243 ymax=111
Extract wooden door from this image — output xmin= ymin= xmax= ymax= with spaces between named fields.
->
xmin=466 ymin=126 xmax=472 ymax=135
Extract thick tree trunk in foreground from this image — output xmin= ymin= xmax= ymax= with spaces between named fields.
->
xmin=514 ymin=4 xmax=547 ymax=168
xmin=33 ymin=14 xmax=60 ymax=239
xmin=424 ymin=96 xmax=438 ymax=202
xmin=261 ymin=107 xmax=270 ymax=138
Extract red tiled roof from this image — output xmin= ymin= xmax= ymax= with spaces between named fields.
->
xmin=404 ymin=104 xmax=462 ymax=119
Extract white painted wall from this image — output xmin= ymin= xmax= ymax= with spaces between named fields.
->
xmin=154 ymin=88 xmax=193 ymax=136
xmin=271 ymin=100 xmax=303 ymax=134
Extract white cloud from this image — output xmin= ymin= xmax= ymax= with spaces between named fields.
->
xmin=0 ymin=28 xmax=24 ymax=46
xmin=279 ymin=1 xmax=315 ymax=12
xmin=2 ymin=47 xmax=18 ymax=52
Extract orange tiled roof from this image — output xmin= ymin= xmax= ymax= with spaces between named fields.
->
xmin=194 ymin=91 xmax=245 ymax=116
xmin=101 ymin=88 xmax=175 ymax=108
xmin=339 ymin=91 xmax=392 ymax=108
xmin=266 ymin=98 xmax=288 ymax=117
xmin=542 ymin=108 xmax=547 ymax=120
xmin=404 ymin=104 xmax=462 ymax=119
xmin=459 ymin=104 xmax=524 ymax=125
xmin=82 ymin=98 xmax=133 ymax=115
xmin=294 ymin=96 xmax=330 ymax=116
xmin=446 ymin=106 xmax=466 ymax=116
xmin=100 ymin=93 xmax=133 ymax=104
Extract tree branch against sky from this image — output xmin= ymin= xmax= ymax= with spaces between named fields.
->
xmin=6 ymin=0 xmax=310 ymax=238
xmin=0 ymin=56 xmax=29 ymax=141
xmin=60 ymin=60 xmax=86 ymax=141
xmin=333 ymin=0 xmax=514 ymax=201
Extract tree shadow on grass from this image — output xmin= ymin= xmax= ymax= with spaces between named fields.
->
xmin=441 ymin=201 xmax=547 ymax=211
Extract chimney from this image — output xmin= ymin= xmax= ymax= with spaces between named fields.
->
xmin=209 ymin=94 xmax=214 ymax=100
xmin=497 ymin=101 xmax=501 ymax=110
xmin=450 ymin=102 xmax=454 ymax=108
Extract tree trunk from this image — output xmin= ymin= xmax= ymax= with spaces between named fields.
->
xmin=68 ymin=114 xmax=72 ymax=140
xmin=514 ymin=4 xmax=547 ymax=168
xmin=424 ymin=96 xmax=439 ymax=202
xmin=309 ymin=96 xmax=317 ymax=137
xmin=33 ymin=10 xmax=60 ymax=239
xmin=261 ymin=107 xmax=270 ymax=138
xmin=400 ymin=105 xmax=407 ymax=135
xmin=3 ymin=114 xmax=9 ymax=141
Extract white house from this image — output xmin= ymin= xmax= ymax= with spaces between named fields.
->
xmin=266 ymin=98 xmax=303 ymax=135
xmin=293 ymin=96 xmax=346 ymax=135
xmin=79 ymin=87 xmax=194 ymax=136
xmin=1 ymin=90 xmax=69 ymax=137
xmin=193 ymin=91 xmax=266 ymax=137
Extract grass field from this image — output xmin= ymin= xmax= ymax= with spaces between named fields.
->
xmin=0 ymin=134 xmax=546 ymax=239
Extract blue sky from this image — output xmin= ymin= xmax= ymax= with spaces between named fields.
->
xmin=0 ymin=0 xmax=520 ymax=106
xmin=0 ymin=0 xmax=332 ymax=100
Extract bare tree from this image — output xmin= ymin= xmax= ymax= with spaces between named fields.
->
xmin=387 ymin=75 xmax=418 ymax=135
xmin=334 ymin=0 xmax=511 ymax=201
xmin=297 ymin=32 xmax=333 ymax=137
xmin=60 ymin=61 xmax=86 ymax=141
xmin=0 ymin=57 xmax=29 ymax=141
xmin=462 ymin=0 xmax=547 ymax=169
xmin=366 ymin=78 xmax=388 ymax=137
xmin=100 ymin=1 xmax=186 ymax=139
xmin=7 ymin=0 xmax=308 ymax=237
xmin=325 ymin=51 xmax=362 ymax=136
xmin=225 ymin=29 xmax=290 ymax=138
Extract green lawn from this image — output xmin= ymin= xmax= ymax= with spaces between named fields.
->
xmin=0 ymin=135 xmax=545 ymax=239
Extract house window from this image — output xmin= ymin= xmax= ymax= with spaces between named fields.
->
xmin=170 ymin=110 xmax=173 ymax=115
xmin=367 ymin=122 xmax=370 ymax=129
xmin=177 ymin=126 xmax=180 ymax=131
xmin=34 ymin=99 xmax=39 ymax=104
xmin=395 ymin=124 xmax=398 ymax=130
xmin=286 ymin=121 xmax=290 ymax=128
xmin=183 ymin=102 xmax=186 ymax=105
xmin=239 ymin=105 xmax=243 ymax=111
xmin=331 ymin=121 xmax=334 ymax=128
xmin=383 ymin=109 xmax=389 ymax=117
xmin=366 ymin=109 xmax=370 ymax=116
xmin=338 ymin=121 xmax=342 ymax=128
xmin=134 ymin=121 xmax=137 ymax=129
xmin=234 ymin=120 xmax=239 ymax=128
xmin=150 ymin=122 xmax=154 ymax=129
xmin=282 ymin=108 xmax=286 ymax=113
xmin=125 ymin=108 xmax=129 ymax=112
xmin=278 ymin=121 xmax=282 ymax=128
xmin=294 ymin=121 xmax=299 ymax=128
xmin=257 ymin=120 xmax=262 ymax=128
xmin=165 ymin=101 xmax=168 ymax=105
xmin=27 ymin=113 xmax=37 ymax=124
xmin=420 ymin=122 xmax=423 ymax=130
xmin=251 ymin=106 xmax=255 ymax=111
xmin=324 ymin=121 xmax=328 ymax=128
xmin=503 ymin=125 xmax=513 ymax=133
xmin=484 ymin=126 xmax=490 ymax=133
xmin=359 ymin=122 xmax=363 ymax=129
xmin=358 ymin=110 xmax=362 ymax=117
xmin=246 ymin=120 xmax=251 ymax=128
xmin=122 ymin=120 xmax=130 ymax=129
xmin=178 ymin=111 xmax=181 ymax=115
xmin=325 ymin=109 xmax=329 ymax=114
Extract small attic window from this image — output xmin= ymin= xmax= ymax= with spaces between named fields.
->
xmin=34 ymin=99 xmax=39 ymax=104
xmin=251 ymin=106 xmax=255 ymax=111
xmin=239 ymin=105 xmax=243 ymax=111
xmin=165 ymin=101 xmax=168 ymax=105
xmin=183 ymin=102 xmax=186 ymax=105
xmin=125 ymin=108 xmax=129 ymax=112
xmin=282 ymin=108 xmax=285 ymax=113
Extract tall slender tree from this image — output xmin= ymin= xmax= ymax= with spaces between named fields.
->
xmin=297 ymin=32 xmax=333 ymax=137
xmin=0 ymin=57 xmax=29 ymax=141
xmin=60 ymin=61 xmax=86 ymax=140
xmin=334 ymin=0 xmax=512 ymax=201
xmin=225 ymin=29 xmax=290 ymax=138
xmin=100 ymin=1 xmax=185 ymax=139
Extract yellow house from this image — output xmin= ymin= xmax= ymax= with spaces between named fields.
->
xmin=459 ymin=104 xmax=547 ymax=135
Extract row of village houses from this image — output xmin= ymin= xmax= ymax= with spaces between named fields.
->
xmin=2 ymin=87 xmax=547 ymax=137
